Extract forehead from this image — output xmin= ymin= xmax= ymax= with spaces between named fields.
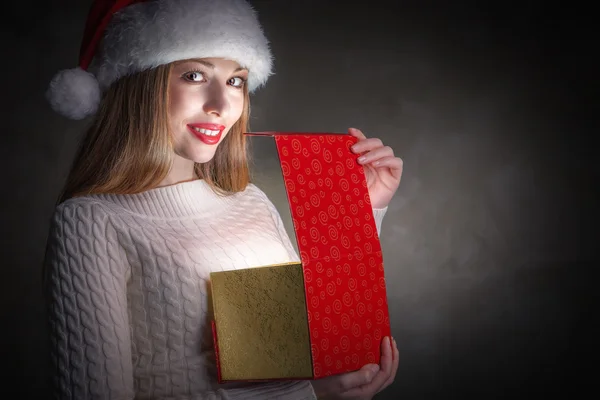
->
xmin=173 ymin=58 xmax=247 ymax=72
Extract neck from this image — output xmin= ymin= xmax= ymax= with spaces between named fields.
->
xmin=158 ymin=154 xmax=198 ymax=188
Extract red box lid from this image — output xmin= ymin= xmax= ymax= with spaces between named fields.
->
xmin=247 ymin=132 xmax=391 ymax=378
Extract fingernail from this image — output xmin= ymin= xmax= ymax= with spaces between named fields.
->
xmin=369 ymin=364 xmax=380 ymax=374
xmin=357 ymin=156 xmax=366 ymax=163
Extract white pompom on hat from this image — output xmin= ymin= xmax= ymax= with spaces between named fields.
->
xmin=46 ymin=0 xmax=274 ymax=120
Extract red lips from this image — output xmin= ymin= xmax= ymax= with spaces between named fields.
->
xmin=187 ymin=123 xmax=225 ymax=145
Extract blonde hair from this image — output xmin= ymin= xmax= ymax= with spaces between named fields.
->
xmin=57 ymin=62 xmax=251 ymax=204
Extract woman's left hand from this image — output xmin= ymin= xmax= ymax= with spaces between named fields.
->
xmin=349 ymin=127 xmax=403 ymax=210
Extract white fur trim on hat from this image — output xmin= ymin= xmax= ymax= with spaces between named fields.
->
xmin=47 ymin=0 xmax=273 ymax=120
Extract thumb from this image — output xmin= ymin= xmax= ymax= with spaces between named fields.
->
xmin=337 ymin=364 xmax=380 ymax=391
xmin=364 ymin=363 xmax=381 ymax=378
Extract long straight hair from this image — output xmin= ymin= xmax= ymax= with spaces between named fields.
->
xmin=57 ymin=62 xmax=251 ymax=204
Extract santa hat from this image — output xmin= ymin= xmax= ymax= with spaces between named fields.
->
xmin=46 ymin=0 xmax=273 ymax=120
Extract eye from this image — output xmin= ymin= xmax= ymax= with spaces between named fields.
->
xmin=183 ymin=71 xmax=206 ymax=82
xmin=228 ymin=76 xmax=246 ymax=88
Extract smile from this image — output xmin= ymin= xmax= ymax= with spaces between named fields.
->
xmin=192 ymin=127 xmax=220 ymax=136
xmin=187 ymin=123 xmax=225 ymax=145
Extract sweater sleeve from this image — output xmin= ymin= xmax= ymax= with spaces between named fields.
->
xmin=44 ymin=200 xmax=317 ymax=400
xmin=44 ymin=200 xmax=135 ymax=399
xmin=372 ymin=206 xmax=388 ymax=236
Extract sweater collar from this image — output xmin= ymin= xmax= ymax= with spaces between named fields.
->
xmin=92 ymin=179 xmax=232 ymax=219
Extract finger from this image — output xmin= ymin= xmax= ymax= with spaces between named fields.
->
xmin=342 ymin=337 xmax=394 ymax=397
xmin=379 ymin=336 xmax=400 ymax=392
xmin=371 ymin=157 xmax=403 ymax=178
xmin=348 ymin=127 xmax=367 ymax=140
xmin=357 ymin=146 xmax=394 ymax=165
xmin=351 ymin=138 xmax=384 ymax=154
xmin=369 ymin=336 xmax=395 ymax=388
xmin=334 ymin=363 xmax=380 ymax=392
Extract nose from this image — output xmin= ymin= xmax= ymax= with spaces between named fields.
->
xmin=202 ymin=81 xmax=230 ymax=118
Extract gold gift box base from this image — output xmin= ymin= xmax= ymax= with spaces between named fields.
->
xmin=210 ymin=262 xmax=313 ymax=381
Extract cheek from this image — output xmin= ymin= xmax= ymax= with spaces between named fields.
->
xmin=229 ymin=96 xmax=245 ymax=123
xmin=167 ymin=89 xmax=180 ymax=124
xmin=169 ymin=94 xmax=195 ymax=127
xmin=168 ymin=83 xmax=196 ymax=123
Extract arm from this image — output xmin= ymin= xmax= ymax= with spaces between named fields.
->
xmin=44 ymin=200 xmax=316 ymax=400
xmin=44 ymin=201 xmax=134 ymax=399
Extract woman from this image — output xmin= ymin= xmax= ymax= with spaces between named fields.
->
xmin=44 ymin=0 xmax=402 ymax=398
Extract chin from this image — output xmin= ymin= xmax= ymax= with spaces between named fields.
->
xmin=190 ymin=151 xmax=217 ymax=164
xmin=173 ymin=148 xmax=217 ymax=165
xmin=194 ymin=157 xmax=216 ymax=164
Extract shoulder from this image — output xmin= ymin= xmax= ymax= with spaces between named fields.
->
xmin=53 ymin=196 xmax=114 ymax=220
xmin=238 ymin=183 xmax=289 ymax=223
xmin=49 ymin=196 xmax=117 ymax=239
xmin=228 ymin=182 xmax=282 ymax=217
xmin=239 ymin=183 xmax=279 ymax=210
xmin=241 ymin=183 xmax=269 ymax=201
xmin=45 ymin=196 xmax=127 ymax=274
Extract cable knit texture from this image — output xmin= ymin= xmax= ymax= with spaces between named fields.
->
xmin=44 ymin=179 xmax=387 ymax=399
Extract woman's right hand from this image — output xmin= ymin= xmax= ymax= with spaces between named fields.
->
xmin=310 ymin=336 xmax=399 ymax=399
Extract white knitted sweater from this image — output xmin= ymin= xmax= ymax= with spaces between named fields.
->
xmin=44 ymin=179 xmax=387 ymax=399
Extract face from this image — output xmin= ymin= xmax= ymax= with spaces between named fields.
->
xmin=168 ymin=57 xmax=247 ymax=164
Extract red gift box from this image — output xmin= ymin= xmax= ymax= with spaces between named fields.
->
xmin=210 ymin=132 xmax=391 ymax=382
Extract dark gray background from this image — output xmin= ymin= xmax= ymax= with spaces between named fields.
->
xmin=2 ymin=0 xmax=594 ymax=398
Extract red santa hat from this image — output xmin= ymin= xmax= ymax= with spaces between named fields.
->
xmin=46 ymin=0 xmax=273 ymax=120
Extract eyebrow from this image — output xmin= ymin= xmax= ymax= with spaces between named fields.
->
xmin=180 ymin=59 xmax=247 ymax=73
